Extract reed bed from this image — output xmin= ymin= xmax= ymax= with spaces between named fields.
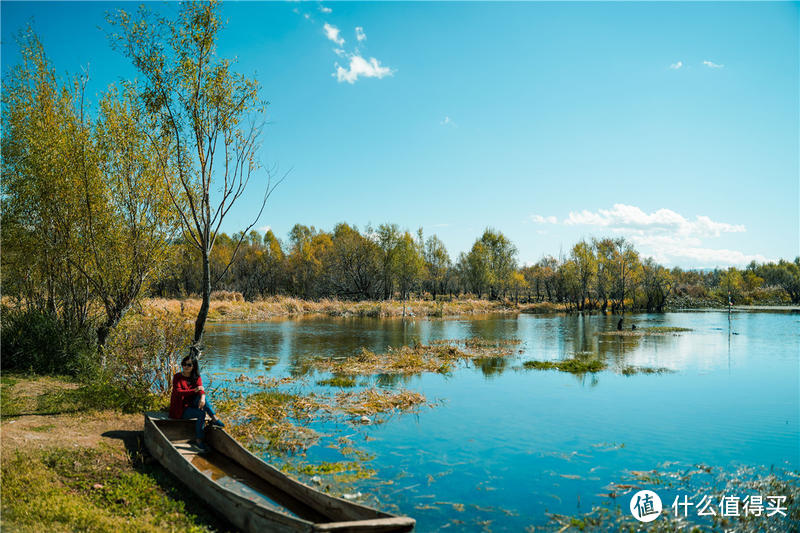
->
xmin=141 ymin=296 xmax=527 ymax=321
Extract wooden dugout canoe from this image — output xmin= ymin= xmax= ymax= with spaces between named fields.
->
xmin=143 ymin=412 xmax=415 ymax=532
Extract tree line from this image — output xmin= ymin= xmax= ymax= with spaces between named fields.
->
xmin=2 ymin=1 xmax=798 ymax=379
xmin=150 ymin=226 xmax=800 ymax=310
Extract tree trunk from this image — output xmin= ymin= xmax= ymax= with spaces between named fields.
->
xmin=194 ymin=248 xmax=211 ymax=346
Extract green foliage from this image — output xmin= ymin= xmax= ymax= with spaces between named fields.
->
xmin=317 ymin=375 xmax=358 ymax=388
xmin=1 ymin=307 xmax=97 ymax=377
xmin=35 ymin=379 xmax=161 ymax=414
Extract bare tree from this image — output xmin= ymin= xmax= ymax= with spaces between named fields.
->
xmin=109 ymin=0 xmax=284 ymax=348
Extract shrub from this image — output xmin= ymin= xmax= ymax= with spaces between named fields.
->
xmin=0 ymin=307 xmax=97 ymax=377
xmin=104 ymin=310 xmax=192 ymax=399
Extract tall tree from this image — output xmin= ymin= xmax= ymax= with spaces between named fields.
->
xmin=109 ymin=0 xmax=281 ymax=351
xmin=423 ymin=235 xmax=451 ymax=300
xmin=475 ymin=229 xmax=518 ymax=299
xmin=376 ymin=223 xmax=401 ymax=299
xmin=326 ymin=223 xmax=381 ymax=300
xmin=570 ymin=240 xmax=597 ymax=311
xmin=2 ymin=30 xmax=181 ymax=357
xmin=394 ymin=231 xmax=425 ymax=300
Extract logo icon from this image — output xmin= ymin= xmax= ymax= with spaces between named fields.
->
xmin=630 ymin=490 xmax=662 ymax=522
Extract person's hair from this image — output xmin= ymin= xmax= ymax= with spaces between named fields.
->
xmin=181 ymin=353 xmax=200 ymax=381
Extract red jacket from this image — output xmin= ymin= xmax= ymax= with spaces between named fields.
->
xmin=169 ymin=373 xmax=203 ymax=419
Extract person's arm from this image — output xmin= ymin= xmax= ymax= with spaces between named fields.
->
xmin=197 ymin=376 xmax=206 ymax=409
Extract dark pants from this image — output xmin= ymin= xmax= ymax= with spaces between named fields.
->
xmin=181 ymin=395 xmax=216 ymax=441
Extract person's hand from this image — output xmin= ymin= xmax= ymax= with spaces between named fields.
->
xmin=198 ymin=395 xmax=206 ymax=410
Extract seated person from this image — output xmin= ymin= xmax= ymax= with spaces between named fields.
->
xmin=169 ymin=352 xmax=224 ymax=452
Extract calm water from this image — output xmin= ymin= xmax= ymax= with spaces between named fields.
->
xmin=202 ymin=311 xmax=800 ymax=531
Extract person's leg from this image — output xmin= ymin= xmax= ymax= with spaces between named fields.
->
xmin=181 ymin=407 xmax=206 ymax=442
xmin=200 ymin=397 xmax=216 ymax=417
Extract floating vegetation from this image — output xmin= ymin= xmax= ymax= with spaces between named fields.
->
xmin=601 ymin=326 xmax=693 ymax=337
xmin=285 ymin=460 xmax=377 ymax=484
xmin=336 ymin=388 xmax=429 ymax=421
xmin=590 ymin=441 xmax=625 ymax=452
xmin=232 ymin=374 xmax=295 ymax=388
xmin=315 ymin=339 xmax=521 ymax=376
xmin=621 ymin=365 xmax=675 ymax=376
xmin=316 ymin=375 xmax=357 ymax=388
xmin=523 ymin=357 xmax=606 ymax=373
xmin=551 ymin=463 xmax=800 ymax=532
xmin=214 ymin=380 xmax=429 ymax=457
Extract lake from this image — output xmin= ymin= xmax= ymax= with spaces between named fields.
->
xmin=202 ymin=310 xmax=799 ymax=531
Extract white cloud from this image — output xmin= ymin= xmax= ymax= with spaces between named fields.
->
xmin=530 ymin=214 xmax=558 ymax=224
xmin=304 ymin=13 xmax=310 ymax=20
xmin=319 ymin=6 xmax=332 ymax=14
xmin=645 ymin=243 xmax=768 ymax=266
xmin=561 ymin=204 xmax=762 ymax=267
xmin=257 ymin=225 xmax=272 ymax=234
xmin=355 ymin=26 xmax=366 ymax=42
xmin=335 ymin=54 xmax=393 ymax=84
xmin=333 ymin=48 xmax=346 ymax=58
xmin=440 ymin=116 xmax=456 ymax=127
xmin=564 ymin=204 xmax=744 ymax=237
xmin=703 ymin=60 xmax=724 ymax=69
xmin=669 ymin=61 xmax=683 ymax=70
xmin=323 ymin=23 xmax=345 ymax=46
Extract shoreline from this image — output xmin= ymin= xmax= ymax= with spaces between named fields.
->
xmin=139 ymin=296 xmax=799 ymax=322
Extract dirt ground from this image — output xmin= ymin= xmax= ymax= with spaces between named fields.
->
xmin=1 ymin=376 xmax=143 ymax=454
xmin=2 ymin=411 xmax=143 ymax=452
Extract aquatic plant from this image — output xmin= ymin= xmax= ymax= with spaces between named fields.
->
xmin=315 ymin=339 xmax=521 ymax=377
xmin=601 ymin=326 xmax=693 ymax=337
xmin=620 ymin=365 xmax=675 ymax=376
xmin=523 ymin=358 xmax=606 ymax=373
xmin=316 ymin=375 xmax=358 ymax=388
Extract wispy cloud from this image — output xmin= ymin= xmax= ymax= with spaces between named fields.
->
xmin=530 ymin=214 xmax=558 ymax=224
xmin=440 ymin=116 xmax=456 ymax=127
xmin=303 ymin=18 xmax=392 ymax=84
xmin=335 ymin=54 xmax=393 ymax=84
xmin=669 ymin=61 xmax=683 ymax=70
xmin=323 ymin=23 xmax=345 ymax=46
xmin=319 ymin=5 xmax=332 ymax=14
xmin=703 ymin=60 xmax=724 ymax=69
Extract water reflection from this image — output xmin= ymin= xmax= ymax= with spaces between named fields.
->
xmin=203 ymin=313 xmax=719 ymax=381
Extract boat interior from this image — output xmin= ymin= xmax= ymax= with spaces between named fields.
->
xmin=154 ymin=418 xmax=332 ymax=523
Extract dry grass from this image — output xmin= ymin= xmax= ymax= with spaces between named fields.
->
xmin=335 ymin=388 xmax=428 ymax=419
xmin=141 ymin=296 xmax=527 ymax=321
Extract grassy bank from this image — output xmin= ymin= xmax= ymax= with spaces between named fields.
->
xmin=142 ymin=295 xmax=565 ymax=321
xmin=0 ymin=375 xmax=234 ymax=532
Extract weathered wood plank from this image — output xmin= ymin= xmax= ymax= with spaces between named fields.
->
xmin=143 ymin=414 xmax=415 ymax=533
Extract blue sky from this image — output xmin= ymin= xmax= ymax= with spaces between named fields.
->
xmin=3 ymin=1 xmax=798 ymax=268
